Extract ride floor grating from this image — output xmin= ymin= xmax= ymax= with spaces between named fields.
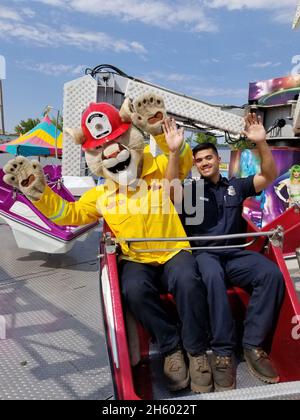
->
xmin=0 ymin=223 xmax=114 ymax=400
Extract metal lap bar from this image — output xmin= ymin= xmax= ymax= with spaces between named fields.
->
xmin=114 ymin=228 xmax=282 ymax=253
xmin=130 ymin=240 xmax=258 ymax=253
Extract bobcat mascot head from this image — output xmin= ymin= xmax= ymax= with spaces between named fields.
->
xmin=67 ymin=93 xmax=167 ymax=186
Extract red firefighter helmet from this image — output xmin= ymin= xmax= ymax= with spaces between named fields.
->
xmin=81 ymin=102 xmax=131 ymax=150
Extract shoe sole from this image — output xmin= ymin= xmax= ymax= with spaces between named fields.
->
xmin=214 ymin=380 xmax=236 ymax=392
xmin=244 ymin=355 xmax=280 ymax=384
xmin=191 ymin=382 xmax=213 ymax=393
xmin=168 ymin=374 xmax=190 ymax=392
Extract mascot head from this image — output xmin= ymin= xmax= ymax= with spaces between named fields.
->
xmin=67 ymin=101 xmax=145 ymax=186
xmin=65 ymin=92 xmax=167 ymax=186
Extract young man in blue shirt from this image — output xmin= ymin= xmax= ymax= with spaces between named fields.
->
xmin=163 ymin=114 xmax=285 ymax=392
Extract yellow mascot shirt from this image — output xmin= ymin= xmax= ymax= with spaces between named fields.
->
xmin=33 ymin=134 xmax=192 ymax=265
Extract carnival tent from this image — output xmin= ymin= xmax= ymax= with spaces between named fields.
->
xmin=0 ymin=116 xmax=62 ymax=156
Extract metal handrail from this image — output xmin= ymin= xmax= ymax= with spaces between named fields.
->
xmin=109 ymin=227 xmax=284 ymax=253
xmin=115 ymin=229 xmax=278 ymax=244
xmin=132 ymin=239 xmax=258 ymax=253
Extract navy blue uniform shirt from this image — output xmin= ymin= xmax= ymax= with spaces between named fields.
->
xmin=182 ymin=175 xmax=259 ymax=251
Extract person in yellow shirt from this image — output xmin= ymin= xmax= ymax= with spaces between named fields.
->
xmin=3 ymin=93 xmax=211 ymax=393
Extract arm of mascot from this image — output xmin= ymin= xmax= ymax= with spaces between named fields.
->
xmin=2 ymin=92 xmax=191 ymax=226
xmin=120 ymin=92 xmax=193 ymax=181
xmin=3 ymin=156 xmax=101 ymax=226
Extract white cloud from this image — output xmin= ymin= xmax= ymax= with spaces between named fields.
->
xmin=31 ymin=0 xmax=64 ymax=5
xmin=22 ymin=8 xmax=36 ymax=18
xmin=27 ymin=0 xmax=218 ymax=32
xmin=167 ymin=73 xmax=188 ymax=82
xmin=0 ymin=5 xmax=22 ymax=21
xmin=0 ymin=5 xmax=36 ymax=21
xmin=199 ymin=58 xmax=221 ymax=64
xmin=0 ymin=20 xmax=147 ymax=54
xmin=7 ymin=0 xmax=300 ymax=33
xmin=62 ymin=26 xmax=147 ymax=53
xmin=232 ymin=53 xmax=247 ymax=61
xmin=250 ymin=61 xmax=282 ymax=68
xmin=205 ymin=0 xmax=299 ymax=25
xmin=206 ymin=0 xmax=298 ymax=10
xmin=16 ymin=61 xmax=86 ymax=76
xmin=136 ymin=71 xmax=246 ymax=101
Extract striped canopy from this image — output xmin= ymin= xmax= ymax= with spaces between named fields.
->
xmin=0 ymin=116 xmax=62 ymax=156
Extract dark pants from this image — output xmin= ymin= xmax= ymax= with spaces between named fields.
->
xmin=195 ymin=250 xmax=285 ymax=356
xmin=120 ymin=251 xmax=208 ymax=355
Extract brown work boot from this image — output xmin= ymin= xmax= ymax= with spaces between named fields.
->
xmin=164 ymin=349 xmax=190 ymax=391
xmin=188 ymin=353 xmax=213 ymax=393
xmin=244 ymin=347 xmax=280 ymax=384
xmin=211 ymin=353 xmax=236 ymax=392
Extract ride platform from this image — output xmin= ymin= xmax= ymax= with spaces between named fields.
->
xmin=0 ymin=222 xmax=114 ymax=400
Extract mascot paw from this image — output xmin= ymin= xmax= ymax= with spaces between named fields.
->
xmin=132 ymin=92 xmax=167 ymax=137
xmin=3 ymin=156 xmax=46 ymax=201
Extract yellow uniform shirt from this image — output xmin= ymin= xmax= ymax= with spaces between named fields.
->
xmin=33 ymin=134 xmax=192 ymax=265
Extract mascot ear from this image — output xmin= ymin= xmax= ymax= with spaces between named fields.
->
xmin=64 ymin=127 xmax=86 ymax=145
xmin=119 ymin=97 xmax=134 ymax=123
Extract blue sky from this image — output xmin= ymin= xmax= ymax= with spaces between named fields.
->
xmin=0 ymin=0 xmax=299 ymax=132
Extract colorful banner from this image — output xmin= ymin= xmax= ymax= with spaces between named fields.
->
xmin=230 ymin=148 xmax=300 ymax=227
xmin=249 ymin=75 xmax=300 ymax=106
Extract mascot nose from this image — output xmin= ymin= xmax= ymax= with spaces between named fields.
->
xmin=103 ymin=142 xmax=122 ymax=159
